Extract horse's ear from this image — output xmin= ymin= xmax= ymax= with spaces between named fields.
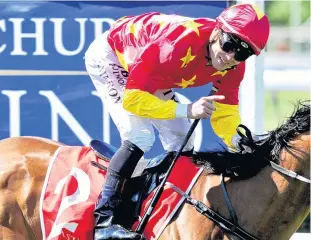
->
xmin=236 ymin=125 xmax=256 ymax=153
xmin=236 ymin=125 xmax=253 ymax=141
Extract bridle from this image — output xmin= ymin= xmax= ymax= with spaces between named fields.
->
xmin=169 ymin=147 xmax=310 ymax=240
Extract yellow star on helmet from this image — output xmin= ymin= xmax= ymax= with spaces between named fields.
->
xmin=211 ymin=70 xmax=228 ymax=77
xmin=183 ymin=20 xmax=203 ymax=36
xmin=175 ymin=75 xmax=196 ymax=88
xmin=180 ymin=47 xmax=196 ymax=68
xmin=251 ymin=4 xmax=265 ymax=20
xmin=230 ymin=4 xmax=264 ymax=20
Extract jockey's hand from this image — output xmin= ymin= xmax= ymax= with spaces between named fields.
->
xmin=187 ymin=95 xmax=225 ymax=119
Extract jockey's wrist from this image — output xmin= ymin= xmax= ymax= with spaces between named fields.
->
xmin=175 ymin=104 xmax=189 ymax=118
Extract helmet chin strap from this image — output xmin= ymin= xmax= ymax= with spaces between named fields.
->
xmin=205 ymin=33 xmax=237 ymax=71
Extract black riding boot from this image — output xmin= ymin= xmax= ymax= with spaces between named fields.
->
xmin=94 ymin=140 xmax=145 ymax=240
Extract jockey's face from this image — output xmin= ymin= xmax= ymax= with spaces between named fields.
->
xmin=209 ymin=29 xmax=241 ymax=71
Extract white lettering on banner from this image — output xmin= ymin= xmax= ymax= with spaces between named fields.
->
xmin=0 ymin=90 xmax=203 ymax=149
xmin=89 ymin=18 xmax=115 ymax=40
xmin=39 ymin=91 xmax=92 ymax=145
xmin=9 ymin=18 xmax=48 ymax=56
xmin=1 ymin=90 xmax=27 ymax=137
xmin=0 ymin=19 xmax=7 ymax=53
xmin=0 ymin=18 xmax=115 ymax=56
xmin=48 ymin=167 xmax=91 ymax=239
xmin=51 ymin=18 xmax=87 ymax=56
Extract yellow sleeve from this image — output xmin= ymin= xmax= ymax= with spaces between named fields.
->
xmin=123 ymin=89 xmax=178 ymax=119
xmin=210 ymin=101 xmax=241 ymax=148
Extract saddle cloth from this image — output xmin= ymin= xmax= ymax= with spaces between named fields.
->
xmin=39 ymin=146 xmax=203 ymax=240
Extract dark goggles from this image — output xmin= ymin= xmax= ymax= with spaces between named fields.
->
xmin=219 ymin=31 xmax=255 ymax=62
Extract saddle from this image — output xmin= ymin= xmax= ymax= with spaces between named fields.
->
xmin=90 ymin=140 xmax=185 ymax=228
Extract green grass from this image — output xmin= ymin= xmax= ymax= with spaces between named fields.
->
xmin=264 ymin=90 xmax=310 ymax=131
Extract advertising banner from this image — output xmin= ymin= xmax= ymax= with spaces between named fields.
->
xmin=0 ymin=1 xmax=228 ymax=157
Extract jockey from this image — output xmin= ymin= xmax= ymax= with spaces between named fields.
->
xmin=85 ymin=3 xmax=270 ymax=240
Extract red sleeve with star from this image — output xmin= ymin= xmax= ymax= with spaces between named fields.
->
xmin=125 ymin=43 xmax=162 ymax=94
xmin=122 ymin=42 xmax=182 ymax=120
xmin=214 ymin=62 xmax=245 ymax=105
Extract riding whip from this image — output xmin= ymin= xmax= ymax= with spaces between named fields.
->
xmin=135 ymin=82 xmax=221 ymax=233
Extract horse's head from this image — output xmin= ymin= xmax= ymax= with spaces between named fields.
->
xmin=193 ymin=100 xmax=310 ymax=180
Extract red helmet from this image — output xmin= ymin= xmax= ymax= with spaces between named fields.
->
xmin=216 ymin=4 xmax=270 ymax=55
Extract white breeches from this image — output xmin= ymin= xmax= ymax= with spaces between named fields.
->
xmin=84 ymin=32 xmax=195 ymax=153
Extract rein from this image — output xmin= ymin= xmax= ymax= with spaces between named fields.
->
xmin=167 ymin=180 xmax=259 ymax=240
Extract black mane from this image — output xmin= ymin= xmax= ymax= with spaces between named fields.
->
xmin=192 ymin=101 xmax=310 ymax=180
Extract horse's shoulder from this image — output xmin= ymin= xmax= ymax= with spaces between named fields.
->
xmin=0 ymin=137 xmax=62 ymax=188
xmin=0 ymin=137 xmax=48 ymax=238
xmin=0 ymin=136 xmax=65 ymax=151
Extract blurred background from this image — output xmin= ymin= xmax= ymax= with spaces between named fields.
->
xmin=0 ymin=0 xmax=310 ymax=238
xmin=261 ymin=0 xmax=310 ymax=131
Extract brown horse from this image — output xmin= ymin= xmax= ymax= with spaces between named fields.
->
xmin=0 ymin=101 xmax=310 ymax=240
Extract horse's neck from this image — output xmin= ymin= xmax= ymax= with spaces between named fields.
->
xmin=195 ymin=168 xmax=309 ymax=240
xmin=242 ymin=168 xmax=309 ymax=239
xmin=195 ymin=134 xmax=310 ymax=240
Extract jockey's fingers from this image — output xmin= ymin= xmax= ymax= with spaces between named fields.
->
xmin=200 ymin=101 xmax=216 ymax=111
xmin=205 ymin=102 xmax=216 ymax=111
xmin=201 ymin=95 xmax=225 ymax=102
xmin=204 ymin=108 xmax=214 ymax=116
xmin=201 ymin=112 xmax=211 ymax=119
